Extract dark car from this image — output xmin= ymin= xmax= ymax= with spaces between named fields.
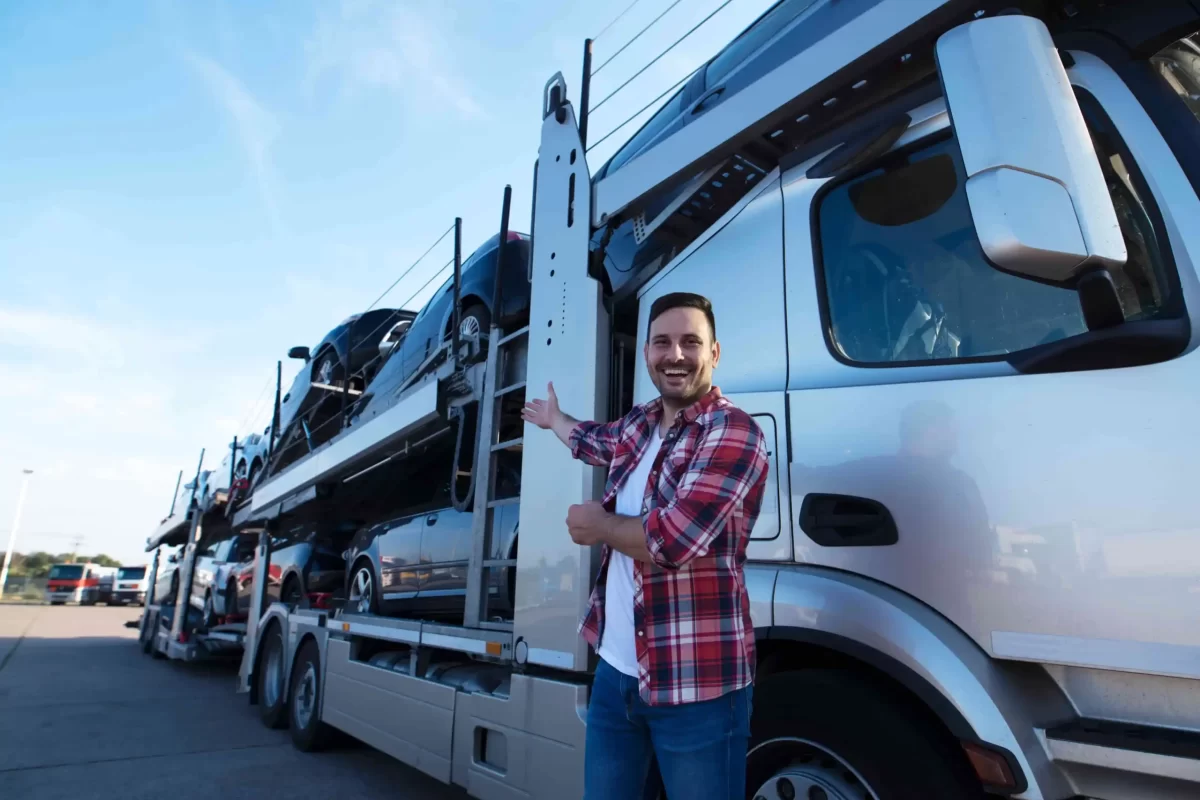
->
xmin=351 ymin=231 xmax=532 ymax=423
xmin=271 ymin=308 xmax=416 ymax=471
xmin=342 ymin=492 xmax=520 ymax=622
xmin=592 ymin=0 xmax=868 ymax=294
xmin=223 ymin=522 xmax=349 ymax=617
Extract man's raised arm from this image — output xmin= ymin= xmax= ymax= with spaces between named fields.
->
xmin=522 ymin=381 xmax=622 ymax=467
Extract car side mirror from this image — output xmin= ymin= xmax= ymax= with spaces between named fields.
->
xmin=288 ymin=345 xmax=311 ymax=361
xmin=936 ymin=15 xmax=1126 ymax=286
xmin=168 ymin=553 xmax=179 ymax=564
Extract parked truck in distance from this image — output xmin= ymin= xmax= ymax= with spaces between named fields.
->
xmin=45 ymin=563 xmax=117 ymax=606
xmin=111 ymin=565 xmax=149 ymax=606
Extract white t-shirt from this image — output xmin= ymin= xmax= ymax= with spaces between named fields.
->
xmin=596 ymin=425 xmax=663 ymax=677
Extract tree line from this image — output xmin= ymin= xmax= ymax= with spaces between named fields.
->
xmin=4 ymin=552 xmax=124 ymax=577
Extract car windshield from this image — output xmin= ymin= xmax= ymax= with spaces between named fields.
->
xmin=48 ymin=565 xmax=84 ymax=580
xmin=117 ymin=567 xmax=146 ymax=580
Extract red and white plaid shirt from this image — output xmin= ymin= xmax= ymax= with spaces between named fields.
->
xmin=570 ymin=386 xmax=769 ymax=706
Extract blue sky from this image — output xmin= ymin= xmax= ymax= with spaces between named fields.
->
xmin=0 ymin=0 xmax=775 ymax=564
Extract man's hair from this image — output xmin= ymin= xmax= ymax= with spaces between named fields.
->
xmin=647 ymin=292 xmax=717 ymax=342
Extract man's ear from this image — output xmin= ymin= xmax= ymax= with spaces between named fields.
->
xmin=712 ymin=340 xmax=721 ymax=369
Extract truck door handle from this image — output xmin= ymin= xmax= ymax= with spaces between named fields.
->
xmin=799 ymin=494 xmax=898 ymax=547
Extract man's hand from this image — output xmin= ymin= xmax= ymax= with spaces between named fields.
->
xmin=522 ymin=382 xmax=582 ymax=448
xmin=566 ymin=501 xmax=654 ymax=563
xmin=521 ymin=381 xmax=562 ymax=430
xmin=566 ymin=501 xmax=613 ymax=546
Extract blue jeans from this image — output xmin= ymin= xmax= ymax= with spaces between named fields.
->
xmin=584 ymin=658 xmax=752 ymax=800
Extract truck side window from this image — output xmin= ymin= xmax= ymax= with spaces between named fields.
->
xmin=815 ymin=106 xmax=1171 ymax=366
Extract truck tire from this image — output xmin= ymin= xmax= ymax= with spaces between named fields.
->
xmin=256 ymin=621 xmax=289 ymax=729
xmin=288 ymin=639 xmax=334 ymax=752
xmin=745 ymin=669 xmax=984 ymax=800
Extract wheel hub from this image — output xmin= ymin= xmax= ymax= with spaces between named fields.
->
xmin=263 ymin=640 xmax=283 ymax=708
xmin=749 ymin=738 xmax=880 ymax=800
xmin=295 ymin=663 xmax=317 ymax=729
xmin=460 ymin=316 xmax=481 ymax=337
xmin=350 ymin=568 xmax=373 ymax=614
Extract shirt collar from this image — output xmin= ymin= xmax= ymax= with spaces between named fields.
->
xmin=643 ymin=386 xmax=723 ymax=428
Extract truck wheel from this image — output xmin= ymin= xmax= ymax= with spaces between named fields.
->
xmin=256 ymin=621 xmax=289 ymax=729
xmin=746 ymin=669 xmax=984 ymax=800
xmin=289 ymin=639 xmax=333 ymax=752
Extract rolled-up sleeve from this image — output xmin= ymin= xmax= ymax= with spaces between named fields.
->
xmin=644 ymin=411 xmax=768 ymax=569
xmin=568 ymin=418 xmax=625 ymax=467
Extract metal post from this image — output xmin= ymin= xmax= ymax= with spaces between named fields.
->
xmin=340 ymin=325 xmax=351 ymax=429
xmin=140 ymin=546 xmax=161 ymax=641
xmin=268 ymin=361 xmax=281 ymax=464
xmin=229 ymin=437 xmax=239 ymax=489
xmin=492 ymin=185 xmax=513 ymax=321
xmin=167 ymin=469 xmax=183 ymax=517
xmin=579 ymin=38 xmax=594 ymax=149
xmin=168 ymin=448 xmax=205 ymax=646
xmin=0 ymin=469 xmax=33 ymax=597
xmin=452 ymin=217 xmax=463 ymax=370
xmin=237 ymin=525 xmax=273 ymax=694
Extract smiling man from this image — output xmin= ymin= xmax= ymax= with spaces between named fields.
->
xmin=521 ymin=291 xmax=770 ymax=800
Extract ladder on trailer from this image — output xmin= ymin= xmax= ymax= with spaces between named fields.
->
xmin=464 ymin=185 xmax=526 ymax=631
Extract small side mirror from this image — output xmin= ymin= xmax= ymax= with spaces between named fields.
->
xmin=288 ymin=345 xmax=311 ymax=361
xmin=168 ymin=553 xmax=179 ymax=564
xmin=936 ymin=15 xmax=1126 ymax=285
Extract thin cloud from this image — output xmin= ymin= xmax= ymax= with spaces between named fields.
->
xmin=304 ymin=0 xmax=486 ymax=121
xmin=183 ymin=50 xmax=284 ymax=233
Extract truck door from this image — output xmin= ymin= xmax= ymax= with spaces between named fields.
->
xmin=780 ymin=67 xmax=1200 ymax=672
xmin=632 ymin=173 xmax=791 ymax=563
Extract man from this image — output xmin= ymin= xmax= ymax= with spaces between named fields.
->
xmin=521 ymin=291 xmax=769 ymax=800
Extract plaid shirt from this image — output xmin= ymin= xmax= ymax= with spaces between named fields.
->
xmin=570 ymin=386 xmax=769 ymax=706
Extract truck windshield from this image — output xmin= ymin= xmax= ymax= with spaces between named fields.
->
xmin=48 ymin=565 xmax=84 ymax=580
xmin=117 ymin=567 xmax=146 ymax=580
xmin=1151 ymin=32 xmax=1200 ymax=123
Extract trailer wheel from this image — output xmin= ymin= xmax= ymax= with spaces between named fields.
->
xmin=256 ymin=621 xmax=289 ymax=729
xmin=745 ymin=669 xmax=983 ymax=800
xmin=289 ymin=639 xmax=333 ymax=752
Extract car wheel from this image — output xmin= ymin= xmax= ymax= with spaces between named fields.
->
xmin=314 ymin=351 xmax=339 ymax=387
xmin=248 ymin=459 xmax=262 ymax=487
xmin=225 ymin=579 xmax=240 ymax=620
xmin=454 ymin=303 xmax=490 ymax=341
xmin=168 ymin=573 xmax=180 ymax=605
xmin=256 ymin=621 xmax=289 ymax=729
xmin=746 ymin=669 xmax=984 ymax=800
xmin=289 ymin=639 xmax=334 ymax=752
xmin=201 ymin=591 xmax=217 ymax=629
xmin=348 ymin=560 xmax=378 ymax=616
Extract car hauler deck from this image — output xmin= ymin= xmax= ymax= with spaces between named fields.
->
xmin=146 ymin=2 xmax=1200 ymax=798
xmin=139 ymin=449 xmax=249 ymax=662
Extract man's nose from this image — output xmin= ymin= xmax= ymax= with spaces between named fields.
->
xmin=665 ymin=342 xmax=684 ymax=361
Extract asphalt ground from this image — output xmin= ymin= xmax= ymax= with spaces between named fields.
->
xmin=0 ymin=604 xmax=466 ymax=799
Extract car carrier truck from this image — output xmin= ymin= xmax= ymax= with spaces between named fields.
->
xmin=139 ymin=2 xmax=1200 ymax=798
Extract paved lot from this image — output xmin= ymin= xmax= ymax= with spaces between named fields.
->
xmin=0 ymin=604 xmax=466 ymax=800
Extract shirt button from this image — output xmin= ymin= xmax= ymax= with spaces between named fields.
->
xmin=637 ymin=630 xmax=644 ymax=637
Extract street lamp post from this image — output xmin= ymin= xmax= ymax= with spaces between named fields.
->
xmin=0 ymin=469 xmax=34 ymax=597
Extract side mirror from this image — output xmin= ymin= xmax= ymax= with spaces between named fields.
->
xmin=936 ymin=15 xmax=1126 ymax=285
xmin=288 ymin=345 xmax=311 ymax=361
xmin=168 ymin=553 xmax=179 ymax=564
